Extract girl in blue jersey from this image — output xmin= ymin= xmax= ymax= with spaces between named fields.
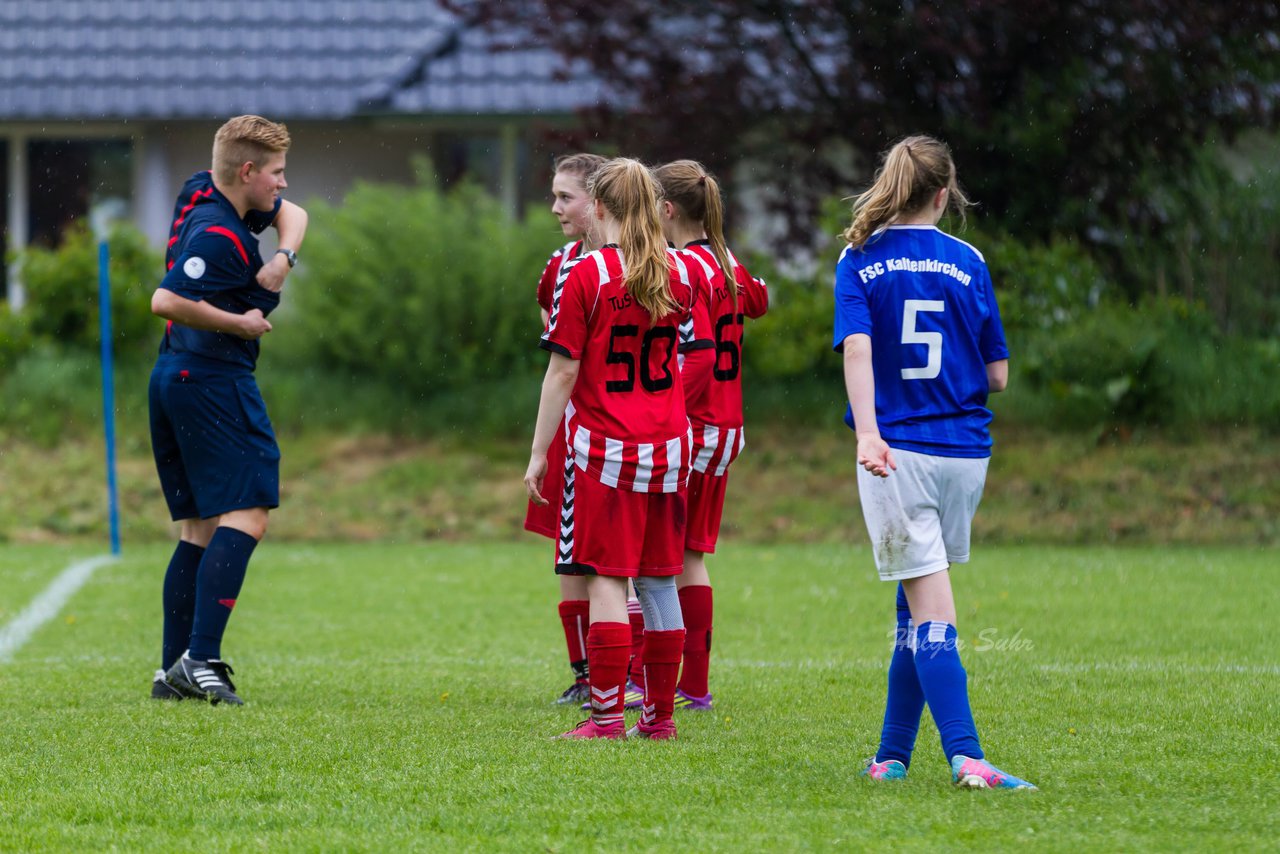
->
xmin=833 ymin=136 xmax=1035 ymax=789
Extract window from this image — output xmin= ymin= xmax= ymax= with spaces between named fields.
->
xmin=27 ymin=139 xmax=132 ymax=248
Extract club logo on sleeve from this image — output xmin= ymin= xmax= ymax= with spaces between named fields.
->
xmin=183 ymin=257 xmax=207 ymax=279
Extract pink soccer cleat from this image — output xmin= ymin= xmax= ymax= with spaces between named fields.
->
xmin=951 ymin=755 xmax=1037 ymax=790
xmin=626 ymin=719 xmax=677 ymax=740
xmin=861 ymin=757 xmax=908 ymax=781
xmin=555 ymin=718 xmax=626 ymax=740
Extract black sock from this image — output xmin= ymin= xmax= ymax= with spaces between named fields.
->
xmin=161 ymin=540 xmax=205 ymax=670
xmin=188 ymin=527 xmax=258 ymax=661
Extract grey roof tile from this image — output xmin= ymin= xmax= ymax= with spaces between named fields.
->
xmin=0 ymin=0 xmax=602 ymax=120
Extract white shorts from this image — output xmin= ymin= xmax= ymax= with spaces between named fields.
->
xmin=856 ymin=448 xmax=990 ymax=582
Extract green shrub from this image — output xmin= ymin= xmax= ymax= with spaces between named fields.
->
xmin=737 ymin=198 xmax=846 ymax=387
xmin=0 ymin=302 xmax=33 ymax=374
xmin=740 ymin=259 xmax=840 ymax=384
xmin=254 ymin=363 xmax=540 ymax=438
xmin=277 ymin=170 xmax=558 ymax=400
xmin=0 ymin=348 xmax=130 ymax=446
xmin=14 ymin=223 xmax=160 ymax=355
xmin=1015 ymin=296 xmax=1280 ymax=430
xmin=1118 ymin=138 xmax=1280 ymax=338
xmin=1149 ymin=326 xmax=1280 ymax=433
xmin=974 ymin=229 xmax=1110 ymax=335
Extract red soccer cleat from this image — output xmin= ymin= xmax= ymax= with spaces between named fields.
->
xmin=555 ymin=718 xmax=626 ymax=740
xmin=626 ymin=719 xmax=678 ymax=740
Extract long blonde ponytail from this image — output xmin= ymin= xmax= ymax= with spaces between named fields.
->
xmin=589 ymin=158 xmax=678 ymax=324
xmin=653 ymin=160 xmax=736 ymax=312
xmin=843 ymin=135 xmax=971 ymax=250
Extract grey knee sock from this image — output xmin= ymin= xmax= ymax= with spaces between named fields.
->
xmin=633 ymin=576 xmax=685 ymax=631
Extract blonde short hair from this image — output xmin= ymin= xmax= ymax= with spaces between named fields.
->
xmin=212 ymin=115 xmax=291 ymax=185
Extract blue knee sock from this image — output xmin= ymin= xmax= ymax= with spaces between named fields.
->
xmin=875 ymin=583 xmax=925 ymax=767
xmin=161 ymin=540 xmax=204 ymax=670
xmin=914 ymin=621 xmax=983 ymax=762
xmin=188 ymin=527 xmax=258 ymax=661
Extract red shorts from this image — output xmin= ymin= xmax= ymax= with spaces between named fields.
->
xmin=555 ymin=464 xmax=686 ymax=578
xmin=685 ymin=468 xmax=730 ymax=553
xmin=524 ymin=417 xmax=568 ymax=539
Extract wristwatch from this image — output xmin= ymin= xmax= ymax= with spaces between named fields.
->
xmin=275 ymin=248 xmax=298 ymax=268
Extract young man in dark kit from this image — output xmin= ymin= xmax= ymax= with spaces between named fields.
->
xmin=148 ymin=115 xmax=307 ymax=705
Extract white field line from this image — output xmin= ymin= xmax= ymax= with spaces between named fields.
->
xmin=0 ymin=555 xmax=116 ymax=663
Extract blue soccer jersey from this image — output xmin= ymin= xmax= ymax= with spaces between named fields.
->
xmin=157 ymin=171 xmax=282 ymax=372
xmin=832 ymin=225 xmax=1009 ymax=458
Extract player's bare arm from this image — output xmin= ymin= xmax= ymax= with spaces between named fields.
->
xmin=525 ymin=353 xmax=580 ymax=504
xmin=151 ymin=289 xmax=272 ymax=340
xmin=986 ymin=358 xmax=1009 ymax=392
xmin=256 ymin=199 xmax=309 ymax=292
xmin=842 ymin=333 xmax=896 ymax=477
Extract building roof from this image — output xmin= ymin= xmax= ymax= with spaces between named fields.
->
xmin=0 ymin=0 xmax=603 ymax=121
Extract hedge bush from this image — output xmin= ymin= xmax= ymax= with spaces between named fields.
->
xmin=740 ymin=255 xmax=841 ymax=384
xmin=276 ymin=171 xmax=559 ymax=399
xmin=0 ymin=302 xmax=32 ymax=374
xmin=975 ymin=230 xmax=1110 ymax=335
xmin=13 ymin=222 xmax=159 ymax=356
xmin=1116 ymin=139 xmax=1280 ymax=339
xmin=1017 ymin=296 xmax=1280 ymax=431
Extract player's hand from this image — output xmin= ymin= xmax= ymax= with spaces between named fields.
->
xmin=236 ymin=309 xmax=273 ymax=340
xmin=857 ymin=434 xmax=897 ymax=478
xmin=524 ymin=454 xmax=549 ymax=505
xmin=256 ymin=254 xmax=291 ymax=292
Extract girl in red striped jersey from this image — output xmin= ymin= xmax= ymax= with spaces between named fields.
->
xmin=525 ymin=157 xmax=695 ymax=740
xmin=525 ymin=153 xmax=611 ymax=708
xmin=654 ymin=160 xmax=770 ymax=712
xmin=536 ymin=154 xmax=607 ymax=328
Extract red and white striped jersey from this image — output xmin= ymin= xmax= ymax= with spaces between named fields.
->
xmin=537 ymin=240 xmax=583 ymax=312
xmin=677 ymin=248 xmax=715 ymax=355
xmin=679 ymin=241 xmax=769 ymax=431
xmin=540 ymin=246 xmax=696 ymax=493
xmin=690 ymin=423 xmax=747 ymax=475
xmin=564 ymin=400 xmax=693 ymax=492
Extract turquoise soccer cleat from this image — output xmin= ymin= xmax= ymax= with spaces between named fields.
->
xmin=861 ymin=757 xmax=908 ymax=781
xmin=951 ymin=755 xmax=1037 ymax=790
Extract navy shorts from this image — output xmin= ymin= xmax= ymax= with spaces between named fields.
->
xmin=149 ymin=355 xmax=281 ymax=521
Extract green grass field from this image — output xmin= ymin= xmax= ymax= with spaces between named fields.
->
xmin=1 ymin=542 xmax=1276 ymax=850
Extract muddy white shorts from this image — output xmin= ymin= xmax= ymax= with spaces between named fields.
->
xmin=856 ymin=448 xmax=990 ymax=581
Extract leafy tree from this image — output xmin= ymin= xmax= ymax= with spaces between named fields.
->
xmin=450 ymin=0 xmax=1279 ymax=249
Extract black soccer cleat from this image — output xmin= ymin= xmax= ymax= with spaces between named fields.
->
xmin=151 ymin=669 xmax=185 ymax=700
xmin=555 ymin=680 xmax=591 ymax=706
xmin=165 ymin=653 xmax=244 ymax=705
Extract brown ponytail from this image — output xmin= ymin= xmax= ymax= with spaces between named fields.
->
xmin=653 ymin=160 xmax=736 ymax=311
xmin=843 ymin=136 xmax=971 ymax=250
xmin=588 ymin=158 xmax=678 ymax=325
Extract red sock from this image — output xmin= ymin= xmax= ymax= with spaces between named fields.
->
xmin=558 ymin=600 xmax=590 ymax=682
xmin=586 ymin=622 xmax=631 ymax=727
xmin=627 ymin=598 xmax=646 ymax=689
xmin=640 ymin=629 xmax=686 ymax=725
xmin=677 ymin=585 xmax=713 ymax=697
